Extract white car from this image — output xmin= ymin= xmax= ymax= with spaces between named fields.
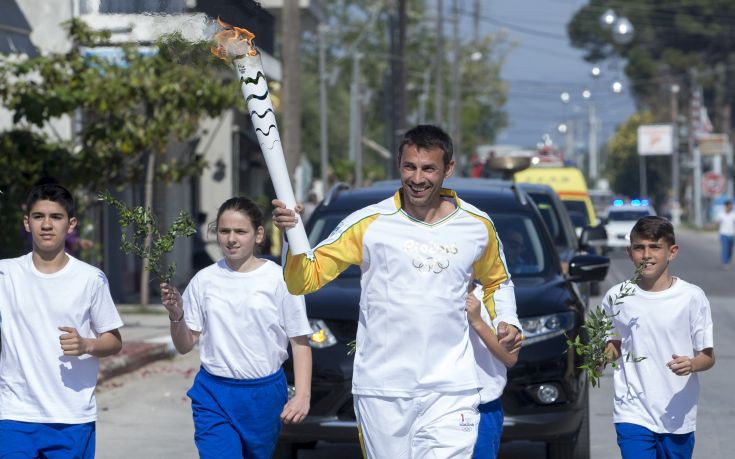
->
xmin=603 ymin=202 xmax=656 ymax=251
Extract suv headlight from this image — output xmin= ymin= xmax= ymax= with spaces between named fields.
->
xmin=308 ymin=319 xmax=338 ymax=348
xmin=520 ymin=312 xmax=575 ymax=345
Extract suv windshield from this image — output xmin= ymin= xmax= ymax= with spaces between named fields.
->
xmin=607 ymin=209 xmax=650 ymax=221
xmin=307 ymin=210 xmax=548 ymax=276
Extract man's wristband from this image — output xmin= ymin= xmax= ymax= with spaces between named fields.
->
xmin=169 ymin=309 xmax=185 ymax=323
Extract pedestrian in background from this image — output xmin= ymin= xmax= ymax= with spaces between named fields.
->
xmin=717 ymin=200 xmax=735 ymax=270
xmin=604 ymin=216 xmax=715 ymax=459
xmin=0 ymin=183 xmax=123 ymax=458
xmin=160 ymin=196 xmax=312 ymax=459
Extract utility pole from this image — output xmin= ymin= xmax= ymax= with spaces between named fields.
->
xmin=418 ymin=70 xmax=430 ymax=124
xmin=318 ymin=21 xmax=329 ymax=194
xmin=433 ymin=0 xmax=444 ymax=127
xmin=588 ymin=103 xmax=598 ymax=185
xmin=474 ymin=0 xmax=481 ymax=44
xmin=450 ymin=0 xmax=461 ymax=174
xmin=349 ymin=53 xmax=363 ymax=187
xmin=671 ymin=83 xmax=681 ymax=226
xmin=690 ymin=68 xmax=703 ymax=228
xmin=397 ymin=0 xmax=407 ymax=142
xmin=283 ymin=0 xmax=302 ymax=179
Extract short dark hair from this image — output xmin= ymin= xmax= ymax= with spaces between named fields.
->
xmin=630 ymin=216 xmax=675 ymax=246
xmin=25 ymin=183 xmax=75 ymax=218
xmin=398 ymin=125 xmax=453 ymax=166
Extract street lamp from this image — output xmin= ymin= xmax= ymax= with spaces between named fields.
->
xmin=612 ymin=17 xmax=634 ymax=45
xmin=599 ymin=9 xmax=617 ymax=29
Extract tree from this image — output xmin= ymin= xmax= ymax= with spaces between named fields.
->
xmin=568 ymin=0 xmax=735 ymax=127
xmin=604 ymin=111 xmax=670 ymax=207
xmin=296 ymin=0 xmax=510 ymax=182
xmin=0 ymin=19 xmax=239 ymax=305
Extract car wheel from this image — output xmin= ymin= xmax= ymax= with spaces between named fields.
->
xmin=546 ymin=393 xmax=590 ymax=459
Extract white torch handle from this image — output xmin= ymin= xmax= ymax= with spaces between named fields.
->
xmin=234 ymin=54 xmax=311 ymax=254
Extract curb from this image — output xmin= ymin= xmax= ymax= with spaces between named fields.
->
xmin=98 ymin=337 xmax=177 ymax=383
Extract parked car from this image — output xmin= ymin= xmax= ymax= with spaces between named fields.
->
xmin=602 ymin=200 xmax=656 ymax=252
xmin=277 ymin=178 xmax=609 ymax=459
xmin=519 ymin=182 xmax=606 ymax=295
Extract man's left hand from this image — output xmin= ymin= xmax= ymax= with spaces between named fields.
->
xmin=497 ymin=322 xmax=524 ymax=354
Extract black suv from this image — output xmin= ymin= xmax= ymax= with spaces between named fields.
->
xmin=278 ymin=178 xmax=608 ymax=459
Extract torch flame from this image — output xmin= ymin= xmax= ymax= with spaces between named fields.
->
xmin=211 ymin=17 xmax=257 ymax=60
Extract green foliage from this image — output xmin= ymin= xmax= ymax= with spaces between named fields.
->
xmin=297 ymin=0 xmax=511 ymax=178
xmin=0 ymin=18 xmax=238 ymax=256
xmin=98 ymin=192 xmax=196 ymax=283
xmin=568 ymin=263 xmax=646 ymax=387
xmin=604 ymin=111 xmax=670 ymax=206
xmin=568 ymin=0 xmax=735 ymax=120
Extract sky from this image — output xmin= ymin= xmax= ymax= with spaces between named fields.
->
xmin=474 ymin=0 xmax=636 ymax=152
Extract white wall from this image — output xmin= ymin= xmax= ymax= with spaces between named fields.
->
xmin=196 ymin=110 xmax=235 ymax=260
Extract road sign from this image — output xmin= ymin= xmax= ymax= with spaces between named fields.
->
xmin=698 ymin=133 xmax=729 ymax=156
xmin=702 ymin=171 xmax=725 ymax=197
xmin=637 ymin=124 xmax=673 ymax=155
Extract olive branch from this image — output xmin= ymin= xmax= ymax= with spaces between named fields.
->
xmin=567 ymin=262 xmax=647 ymax=387
xmin=98 ymin=192 xmax=196 ymax=284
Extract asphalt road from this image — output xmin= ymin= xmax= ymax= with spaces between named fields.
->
xmin=96 ymin=227 xmax=733 ymax=458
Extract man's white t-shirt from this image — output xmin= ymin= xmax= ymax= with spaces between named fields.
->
xmin=718 ymin=210 xmax=735 ymax=236
xmin=183 ymin=259 xmax=312 ymax=380
xmin=602 ymin=278 xmax=714 ymax=434
xmin=0 ymin=253 xmax=123 ymax=424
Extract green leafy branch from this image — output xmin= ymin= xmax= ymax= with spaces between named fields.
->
xmin=98 ymin=191 xmax=196 ymax=284
xmin=568 ymin=263 xmax=647 ymax=387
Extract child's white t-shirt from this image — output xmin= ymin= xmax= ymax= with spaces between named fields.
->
xmin=470 ymin=283 xmax=521 ymax=404
xmin=0 ymin=253 xmax=123 ymax=424
xmin=602 ymin=278 xmax=714 ymax=434
xmin=183 ymin=259 xmax=312 ymax=380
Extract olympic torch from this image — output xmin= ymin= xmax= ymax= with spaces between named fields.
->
xmin=212 ymin=21 xmax=311 ymax=254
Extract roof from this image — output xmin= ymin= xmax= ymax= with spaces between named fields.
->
xmin=513 ymin=167 xmax=589 ymax=193
xmin=321 ymin=178 xmax=530 ymax=214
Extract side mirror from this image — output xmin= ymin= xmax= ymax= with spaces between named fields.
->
xmin=568 ymin=254 xmax=609 ymax=283
xmin=580 ymin=224 xmax=607 ymax=253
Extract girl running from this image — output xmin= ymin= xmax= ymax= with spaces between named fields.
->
xmin=161 ymin=197 xmax=312 ymax=459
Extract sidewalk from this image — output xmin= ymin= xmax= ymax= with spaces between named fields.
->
xmin=98 ymin=305 xmax=177 ymax=383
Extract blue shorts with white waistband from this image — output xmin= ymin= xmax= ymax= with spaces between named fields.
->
xmin=0 ymin=420 xmax=95 ymax=459
xmin=187 ymin=366 xmax=288 ymax=459
xmin=615 ymin=422 xmax=695 ymax=459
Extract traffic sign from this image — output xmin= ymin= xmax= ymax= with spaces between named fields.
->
xmin=702 ymin=171 xmax=725 ymax=197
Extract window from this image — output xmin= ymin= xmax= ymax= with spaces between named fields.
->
xmin=94 ymin=0 xmax=185 ymax=14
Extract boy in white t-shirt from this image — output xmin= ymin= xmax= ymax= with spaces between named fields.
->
xmin=603 ymin=216 xmax=715 ymax=459
xmin=0 ymin=183 xmax=124 ymax=459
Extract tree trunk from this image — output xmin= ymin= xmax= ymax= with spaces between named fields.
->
xmin=139 ymin=150 xmax=156 ymax=308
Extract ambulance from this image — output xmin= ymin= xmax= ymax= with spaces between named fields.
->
xmin=514 ymin=166 xmax=597 ymax=232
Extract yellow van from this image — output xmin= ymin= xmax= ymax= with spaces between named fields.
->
xmin=514 ymin=167 xmax=597 ymax=228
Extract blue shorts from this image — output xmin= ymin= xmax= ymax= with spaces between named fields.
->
xmin=615 ymin=422 xmax=695 ymax=459
xmin=473 ymin=398 xmax=503 ymax=459
xmin=0 ymin=420 xmax=95 ymax=459
xmin=187 ymin=366 xmax=288 ymax=459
